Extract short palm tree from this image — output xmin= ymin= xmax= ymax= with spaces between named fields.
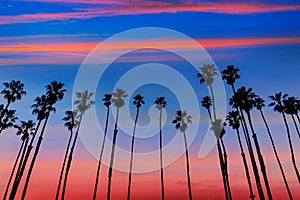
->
xmin=269 ymin=92 xmax=300 ymax=183
xmin=61 ymin=90 xmax=94 ymax=200
xmin=107 ymin=88 xmax=128 ymax=200
xmin=230 ymin=87 xmax=272 ymax=200
xmin=154 ymin=96 xmax=167 ymax=200
xmin=93 ymin=93 xmax=112 ymax=200
xmin=172 ymin=110 xmax=193 ymax=200
xmin=127 ymin=94 xmax=145 ymax=200
xmin=226 ymin=111 xmax=255 ymax=200
xmin=283 ymin=96 xmax=300 ymax=139
xmin=3 ymin=120 xmax=35 ymax=200
xmin=254 ymin=97 xmax=293 ymax=199
xmin=55 ymin=111 xmax=76 ymax=200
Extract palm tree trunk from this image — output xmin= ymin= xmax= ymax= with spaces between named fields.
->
xmin=260 ymin=110 xmax=293 ymax=199
xmin=107 ymin=108 xmax=120 ymax=200
xmin=221 ymin=138 xmax=232 ymax=200
xmin=159 ymin=109 xmax=165 ymax=200
xmin=93 ymin=106 xmax=110 ymax=200
xmin=183 ymin=131 xmax=192 ymax=200
xmin=16 ymin=138 xmax=29 ymax=177
xmin=54 ymin=128 xmax=74 ymax=200
xmin=217 ymin=139 xmax=228 ymax=200
xmin=9 ymin=120 xmax=41 ymax=200
xmin=127 ymin=108 xmax=139 ymax=200
xmin=235 ymin=128 xmax=255 ymax=200
xmin=296 ymin=113 xmax=300 ymax=125
xmin=21 ymin=115 xmax=49 ymax=200
xmin=281 ymin=112 xmax=300 ymax=183
xmin=209 ymin=84 xmax=216 ymax=121
xmin=291 ymin=114 xmax=300 ymax=139
xmin=246 ymin=111 xmax=273 ymax=200
xmin=3 ymin=140 xmax=25 ymax=200
xmin=61 ymin=114 xmax=83 ymax=200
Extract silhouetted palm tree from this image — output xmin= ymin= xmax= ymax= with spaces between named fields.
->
xmin=55 ymin=111 xmax=76 ymax=200
xmin=3 ymin=120 xmax=35 ymax=200
xmin=127 ymin=94 xmax=145 ymax=200
xmin=283 ymin=96 xmax=300 ymax=139
xmin=93 ymin=93 xmax=112 ymax=200
xmin=172 ymin=110 xmax=193 ymax=200
xmin=226 ymin=111 xmax=255 ymax=200
xmin=154 ymin=96 xmax=167 ymax=200
xmin=269 ymin=92 xmax=300 ymax=183
xmin=222 ymin=65 xmax=265 ymax=200
xmin=107 ymin=88 xmax=128 ymax=200
xmin=61 ymin=90 xmax=94 ymax=200
xmin=230 ymin=87 xmax=272 ymax=200
xmin=21 ymin=81 xmax=66 ymax=200
xmin=254 ymin=97 xmax=293 ymax=199
xmin=201 ymin=96 xmax=212 ymax=120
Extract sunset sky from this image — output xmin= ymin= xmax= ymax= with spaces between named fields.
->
xmin=1 ymin=0 xmax=300 ymax=199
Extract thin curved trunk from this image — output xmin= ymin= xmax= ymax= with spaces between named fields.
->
xmin=296 ymin=113 xmax=300 ymax=125
xmin=107 ymin=108 xmax=120 ymax=200
xmin=217 ymin=139 xmax=228 ymax=200
xmin=291 ymin=114 xmax=300 ymax=139
xmin=54 ymin=128 xmax=74 ymax=200
xmin=61 ymin=114 xmax=83 ymax=200
xmin=183 ymin=131 xmax=192 ymax=200
xmin=260 ymin=110 xmax=293 ymax=199
xmin=3 ymin=140 xmax=25 ymax=200
xmin=9 ymin=120 xmax=41 ymax=200
xmin=127 ymin=108 xmax=139 ymax=200
xmin=93 ymin=106 xmax=110 ymax=200
xmin=209 ymin=84 xmax=216 ymax=121
xmin=235 ymin=128 xmax=255 ymax=200
xmin=246 ymin=111 xmax=273 ymax=200
xmin=221 ymin=138 xmax=232 ymax=200
xmin=17 ymin=138 xmax=29 ymax=176
xmin=281 ymin=112 xmax=300 ymax=183
xmin=159 ymin=109 xmax=165 ymax=200
xmin=21 ymin=115 xmax=49 ymax=200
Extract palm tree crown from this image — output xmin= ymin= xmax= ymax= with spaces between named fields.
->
xmin=221 ymin=65 xmax=240 ymax=86
xmin=269 ymin=92 xmax=288 ymax=113
xmin=14 ymin=120 xmax=35 ymax=141
xmin=1 ymin=80 xmax=26 ymax=104
xmin=74 ymin=90 xmax=95 ymax=114
xmin=172 ymin=110 xmax=192 ymax=133
xmin=197 ymin=64 xmax=217 ymax=85
xmin=154 ymin=97 xmax=167 ymax=110
xmin=226 ymin=111 xmax=241 ymax=130
xmin=103 ymin=93 xmax=112 ymax=107
xmin=254 ymin=96 xmax=265 ymax=110
xmin=283 ymin=96 xmax=299 ymax=115
xmin=112 ymin=88 xmax=128 ymax=108
xmin=133 ymin=94 xmax=145 ymax=108
xmin=230 ymin=87 xmax=257 ymax=112
xmin=201 ymin=96 xmax=212 ymax=110
xmin=62 ymin=111 xmax=76 ymax=131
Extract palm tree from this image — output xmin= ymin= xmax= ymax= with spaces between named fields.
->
xmin=201 ymin=96 xmax=212 ymax=120
xmin=21 ymin=81 xmax=66 ymax=200
xmin=127 ymin=94 xmax=145 ymax=200
xmin=3 ymin=120 xmax=35 ymax=200
xmin=222 ymin=65 xmax=265 ymax=200
xmin=226 ymin=111 xmax=255 ymax=200
xmin=61 ymin=90 xmax=94 ymax=200
xmin=254 ymin=97 xmax=293 ymax=199
xmin=93 ymin=93 xmax=112 ymax=200
xmin=107 ymin=88 xmax=128 ymax=200
xmin=172 ymin=110 xmax=193 ymax=200
xmin=154 ymin=96 xmax=167 ymax=200
xmin=230 ymin=87 xmax=272 ymax=200
xmin=269 ymin=92 xmax=300 ymax=183
xmin=283 ymin=96 xmax=300 ymax=139
xmin=55 ymin=111 xmax=76 ymax=200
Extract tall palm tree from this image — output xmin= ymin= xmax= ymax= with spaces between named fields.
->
xmin=21 ymin=81 xmax=66 ymax=200
xmin=55 ymin=111 xmax=76 ymax=200
xmin=269 ymin=92 xmax=300 ymax=183
xmin=172 ymin=110 xmax=193 ymax=200
xmin=254 ymin=97 xmax=293 ymax=199
xmin=283 ymin=96 xmax=300 ymax=139
xmin=3 ymin=120 xmax=35 ymax=200
xmin=154 ymin=96 xmax=167 ymax=200
xmin=61 ymin=90 xmax=94 ymax=200
xmin=127 ymin=94 xmax=145 ymax=200
xmin=230 ymin=87 xmax=272 ymax=200
xmin=93 ymin=93 xmax=112 ymax=200
xmin=222 ymin=65 xmax=265 ymax=199
xmin=226 ymin=111 xmax=255 ymax=200
xmin=107 ymin=88 xmax=128 ymax=200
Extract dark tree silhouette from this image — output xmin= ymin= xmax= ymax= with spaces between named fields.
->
xmin=0 ymin=108 xmax=18 ymax=134
xmin=61 ymin=90 xmax=94 ymax=200
xmin=107 ymin=88 xmax=128 ymax=200
xmin=226 ymin=111 xmax=255 ymax=200
xmin=3 ymin=120 xmax=35 ymax=200
xmin=55 ymin=111 xmax=76 ymax=200
xmin=127 ymin=94 xmax=145 ymax=200
xmin=154 ymin=96 xmax=167 ymax=200
xmin=269 ymin=92 xmax=300 ymax=183
xmin=254 ymin=97 xmax=293 ymax=199
xmin=283 ymin=96 xmax=300 ymax=139
xmin=172 ymin=110 xmax=193 ymax=200
xmin=230 ymin=87 xmax=273 ymax=200
xmin=93 ymin=93 xmax=112 ymax=200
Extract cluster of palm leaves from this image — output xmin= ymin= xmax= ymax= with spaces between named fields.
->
xmin=2 ymin=64 xmax=300 ymax=200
